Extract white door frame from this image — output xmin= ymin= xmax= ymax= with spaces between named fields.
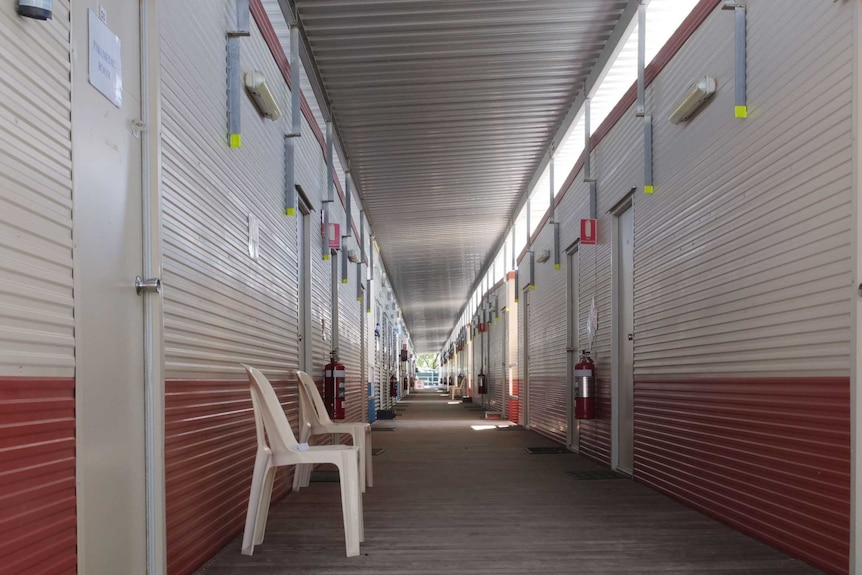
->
xmin=566 ymin=245 xmax=580 ymax=452
xmin=611 ymin=195 xmax=634 ymax=474
xmin=522 ymin=286 xmax=531 ymax=428
xmin=850 ymin=2 xmax=861 ymax=570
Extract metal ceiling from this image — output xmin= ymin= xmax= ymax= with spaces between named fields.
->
xmin=283 ymin=0 xmax=632 ymax=352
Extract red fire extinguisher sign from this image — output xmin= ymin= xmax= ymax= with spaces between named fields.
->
xmin=580 ymin=219 xmax=597 ymax=245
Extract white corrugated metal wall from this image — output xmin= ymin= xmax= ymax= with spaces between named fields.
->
xmin=487 ymin=283 xmax=506 ymax=413
xmin=0 ymin=2 xmax=75 ymax=379
xmin=0 ymin=2 xmax=78 ymax=572
xmin=159 ymin=1 xmax=382 ymax=571
xmin=160 ymin=4 xmax=304 ymax=572
xmin=524 ymin=226 xmax=569 ymax=444
xmin=523 ymin=1 xmax=853 ymax=572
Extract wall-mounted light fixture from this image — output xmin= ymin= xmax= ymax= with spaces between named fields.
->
xmin=535 ymin=249 xmax=551 ymax=264
xmin=17 ymin=0 xmax=52 ymax=19
xmin=668 ymin=76 xmax=717 ymax=124
xmin=244 ymin=71 xmax=282 ymax=120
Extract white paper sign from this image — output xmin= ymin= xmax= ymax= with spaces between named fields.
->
xmin=88 ymin=10 xmax=122 ymax=107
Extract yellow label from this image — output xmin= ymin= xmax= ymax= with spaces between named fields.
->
xmin=529 ymin=284 xmax=535 ymax=290
xmin=285 ymin=207 xmax=295 ymax=216
xmin=323 ymin=254 xmax=330 ymax=261
xmin=514 ymin=298 xmax=519 ymax=304
xmin=554 ymin=263 xmax=561 ymax=270
xmin=735 ymin=105 xmax=748 ymax=118
xmin=229 ymin=133 xmax=242 ymax=148
xmin=342 ymin=279 xmax=348 ymax=284
xmin=644 ymin=185 xmax=655 ymax=195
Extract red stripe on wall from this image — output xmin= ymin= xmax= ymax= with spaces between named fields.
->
xmin=636 ymin=376 xmax=850 ymax=575
xmin=165 ymin=379 xmax=299 ymax=575
xmin=0 ymin=377 xmax=77 ymax=575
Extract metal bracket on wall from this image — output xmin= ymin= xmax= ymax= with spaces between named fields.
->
xmin=722 ymin=1 xmax=747 ymax=118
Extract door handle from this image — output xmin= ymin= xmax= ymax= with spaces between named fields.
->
xmin=135 ymin=276 xmax=161 ymax=295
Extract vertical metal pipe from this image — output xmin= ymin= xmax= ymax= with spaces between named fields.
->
xmin=734 ymin=5 xmax=747 ymax=118
xmin=549 ymin=156 xmax=555 ymax=224
xmin=341 ymin=242 xmax=348 ymax=284
xmin=358 ymin=211 xmax=365 ymax=301
xmin=290 ymin=26 xmax=301 ymax=131
xmin=636 ymin=1 xmax=646 ymax=116
xmin=226 ymin=37 xmax=241 ymax=147
xmin=554 ymin=223 xmax=560 ymax=270
xmin=584 ymin=98 xmax=591 ymax=181
xmin=510 ymin=227 xmax=515 ymax=270
xmin=324 ymin=122 xmax=334 ymax=260
xmin=367 ymin=237 xmax=374 ymax=313
xmin=345 ymin=169 xmax=353 ymax=237
xmin=644 ymin=115 xmax=654 ymax=194
xmin=141 ymin=1 xmax=166 ymax=571
xmin=284 ymin=24 xmax=301 ymax=214
xmin=331 ymin=256 xmax=339 ymax=355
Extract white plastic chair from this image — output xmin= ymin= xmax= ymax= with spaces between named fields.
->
xmin=293 ymin=370 xmax=373 ymax=493
xmin=241 ymin=365 xmax=364 ymax=557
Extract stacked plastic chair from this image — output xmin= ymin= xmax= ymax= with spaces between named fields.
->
xmin=241 ymin=365 xmax=364 ymax=557
xmin=293 ymin=370 xmax=373 ymax=493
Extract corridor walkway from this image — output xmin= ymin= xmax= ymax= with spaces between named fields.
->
xmin=196 ymin=389 xmax=822 ymax=575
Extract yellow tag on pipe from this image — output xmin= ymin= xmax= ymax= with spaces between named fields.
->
xmin=554 ymin=264 xmax=561 ymax=270
xmin=229 ymin=134 xmax=242 ymax=148
xmin=323 ymin=254 xmax=330 ymax=261
xmin=735 ymin=105 xmax=748 ymax=118
xmin=285 ymin=207 xmax=295 ymax=216
xmin=644 ymin=185 xmax=654 ymax=195
xmin=342 ymin=279 xmax=348 ymax=284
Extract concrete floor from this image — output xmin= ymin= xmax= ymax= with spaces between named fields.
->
xmin=196 ymin=389 xmax=824 ymax=575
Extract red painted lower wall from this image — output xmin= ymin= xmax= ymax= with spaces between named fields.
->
xmin=165 ymin=379 xmax=298 ymax=575
xmin=577 ymin=376 xmax=612 ymax=465
xmin=0 ymin=377 xmax=77 ymax=574
xmin=509 ymin=379 xmax=519 ymax=424
xmin=636 ymin=377 xmax=850 ymax=575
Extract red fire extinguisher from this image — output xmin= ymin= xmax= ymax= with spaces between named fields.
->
xmin=574 ymin=350 xmax=595 ymax=419
xmin=389 ymin=374 xmax=398 ymax=398
xmin=477 ymin=369 xmax=487 ymax=394
xmin=324 ymin=356 xmax=346 ymax=420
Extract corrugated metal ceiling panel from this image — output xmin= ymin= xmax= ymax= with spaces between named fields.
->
xmin=290 ymin=0 xmax=629 ymax=351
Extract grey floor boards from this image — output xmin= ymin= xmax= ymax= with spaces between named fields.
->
xmin=196 ymin=389 xmax=824 ymax=575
